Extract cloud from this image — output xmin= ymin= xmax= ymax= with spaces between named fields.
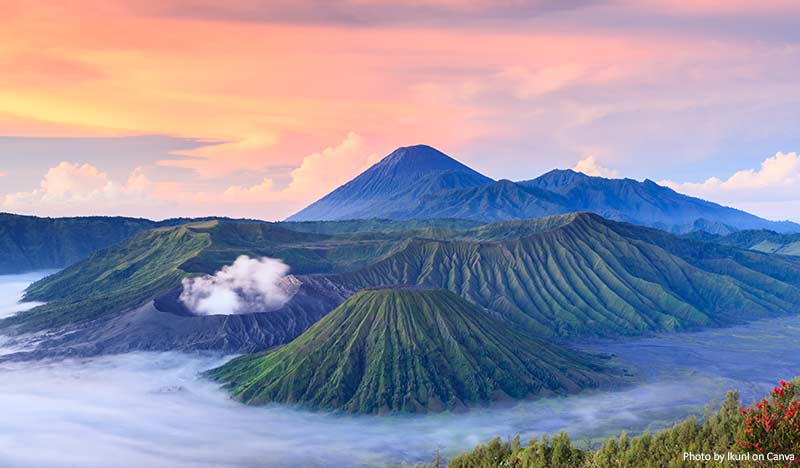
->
xmin=0 ymin=133 xmax=378 ymax=220
xmin=222 ymin=178 xmax=276 ymax=200
xmin=179 ymin=256 xmax=298 ymax=315
xmin=1 ymin=312 xmax=799 ymax=466
xmin=4 ymin=0 xmax=800 ymax=219
xmin=0 ymin=170 xmax=6 ymax=177
xmin=285 ymin=132 xmax=380 ymax=196
xmin=572 ymin=156 xmax=619 ymax=178
xmin=498 ymin=63 xmax=586 ymax=99
xmin=140 ymin=0 xmax=596 ymax=26
xmin=160 ymin=135 xmax=280 ymax=178
xmin=0 ymin=162 xmax=158 ymax=216
xmin=660 ymin=152 xmax=800 ymax=221
xmin=218 ymin=132 xmax=378 ymax=205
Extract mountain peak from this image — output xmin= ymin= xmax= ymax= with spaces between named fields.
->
xmin=287 ymin=145 xmax=492 ymax=221
xmin=375 ymin=144 xmax=478 ymax=175
xmin=208 ymin=287 xmax=613 ymax=413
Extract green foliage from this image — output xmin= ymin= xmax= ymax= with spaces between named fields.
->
xmin=207 ymin=288 xmax=618 ymax=414
xmin=3 ymin=223 xmax=212 ymax=331
xmin=443 ymin=391 xmax=748 ymax=467
xmin=739 ymin=380 xmax=800 ymax=456
xmin=443 ymin=379 xmax=800 ymax=468
xmin=711 ymin=229 xmax=800 ymax=257
xmin=278 ymin=218 xmax=482 ymax=235
xmin=0 ymin=213 xmax=156 ymax=274
xmin=9 ymin=213 xmax=800 ymax=342
xmin=1 ymin=219 xmax=415 ymax=332
xmin=338 ymin=213 xmax=800 ymax=337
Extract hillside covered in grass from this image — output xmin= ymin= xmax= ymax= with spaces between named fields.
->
xmin=0 ymin=213 xmax=157 ymax=274
xmin=208 ymin=288 xmax=619 ymax=414
xmin=7 ymin=213 xmax=800 ymax=341
xmin=698 ymin=229 xmax=800 ymax=257
xmin=337 ymin=213 xmax=800 ymax=337
xmin=5 ymin=220 xmax=367 ymax=332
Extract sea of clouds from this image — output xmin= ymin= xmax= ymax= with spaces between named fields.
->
xmin=0 ymin=271 xmax=53 ymax=320
xmin=2 ymin=274 xmax=800 ymax=467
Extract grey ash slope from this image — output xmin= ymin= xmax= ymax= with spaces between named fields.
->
xmin=286 ymin=145 xmax=493 ymax=221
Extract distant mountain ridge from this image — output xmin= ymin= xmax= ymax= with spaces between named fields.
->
xmin=519 ymin=170 xmax=798 ymax=233
xmin=288 ymin=145 xmax=800 ymax=234
xmin=687 ymin=229 xmax=800 ymax=256
xmin=0 ymin=213 xmax=157 ymax=274
xmin=0 ymin=213 xmax=266 ymax=274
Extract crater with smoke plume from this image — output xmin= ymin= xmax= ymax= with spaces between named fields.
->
xmin=179 ymin=256 xmax=299 ymax=316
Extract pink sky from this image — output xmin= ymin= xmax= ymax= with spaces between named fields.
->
xmin=2 ymin=0 xmax=800 ymax=220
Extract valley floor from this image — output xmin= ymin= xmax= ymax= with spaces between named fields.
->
xmin=1 ymin=274 xmax=799 ymax=467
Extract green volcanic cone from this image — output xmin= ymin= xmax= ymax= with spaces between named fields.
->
xmin=208 ymin=288 xmax=618 ymax=414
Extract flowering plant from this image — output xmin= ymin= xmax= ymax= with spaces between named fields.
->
xmin=738 ymin=379 xmax=800 ymax=464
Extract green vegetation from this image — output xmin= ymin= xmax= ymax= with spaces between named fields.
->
xmin=6 ymin=222 xmax=213 ymax=331
xmin=0 ymin=213 xmax=156 ymax=274
xmin=9 ymin=213 xmax=800 ymax=340
xmin=338 ymin=213 xmax=800 ymax=337
xmin=440 ymin=379 xmax=800 ymax=468
xmin=2 ymin=220 xmax=412 ymax=332
xmin=278 ymin=218 xmax=481 ymax=235
xmin=708 ymin=230 xmax=800 ymax=257
xmin=207 ymin=288 xmax=618 ymax=414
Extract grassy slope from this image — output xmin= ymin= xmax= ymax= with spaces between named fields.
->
xmin=277 ymin=218 xmax=482 ymax=235
xmin=0 ymin=213 xmax=156 ymax=274
xmin=2 ymin=220 xmax=412 ymax=332
xmin=6 ymin=223 xmax=213 ymax=331
xmin=208 ymin=288 xmax=616 ymax=414
xmin=337 ymin=213 xmax=800 ymax=337
xmin=10 ymin=213 xmax=800 ymax=339
xmin=716 ymin=230 xmax=800 ymax=256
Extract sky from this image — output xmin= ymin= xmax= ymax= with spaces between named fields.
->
xmin=1 ymin=0 xmax=800 ymax=221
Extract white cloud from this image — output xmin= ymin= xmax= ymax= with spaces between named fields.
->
xmin=661 ymin=152 xmax=800 ymax=221
xmin=0 ymin=132 xmax=378 ymax=220
xmin=498 ymin=63 xmax=585 ymax=99
xmin=179 ymin=255 xmax=298 ymax=316
xmin=0 ymin=162 xmax=157 ymax=217
xmin=161 ymin=135 xmax=280 ymax=177
xmin=286 ymin=132 xmax=379 ymax=196
xmin=218 ymin=131 xmax=379 ymax=205
xmin=223 ymin=178 xmax=276 ymax=201
xmin=572 ymin=155 xmax=620 ymax=178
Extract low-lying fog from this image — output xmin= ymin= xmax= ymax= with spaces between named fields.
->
xmin=0 ymin=271 xmax=53 ymax=320
xmin=2 ymin=273 xmax=800 ymax=467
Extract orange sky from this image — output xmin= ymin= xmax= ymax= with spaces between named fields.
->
xmin=2 ymin=0 xmax=800 ymax=220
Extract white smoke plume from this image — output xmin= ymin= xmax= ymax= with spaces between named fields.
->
xmin=179 ymin=256 xmax=298 ymax=316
